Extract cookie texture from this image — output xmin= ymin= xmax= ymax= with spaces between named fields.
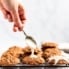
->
xmin=42 ymin=42 xmax=58 ymax=51
xmin=0 ymin=42 xmax=69 ymax=66
xmin=0 ymin=46 xmax=24 ymax=66
xmin=22 ymin=47 xmax=45 ymax=65
xmin=22 ymin=56 xmax=45 ymax=65
xmin=42 ymin=42 xmax=69 ymax=65
xmin=43 ymin=48 xmax=61 ymax=58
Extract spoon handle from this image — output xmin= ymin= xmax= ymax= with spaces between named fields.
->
xmin=23 ymin=30 xmax=27 ymax=37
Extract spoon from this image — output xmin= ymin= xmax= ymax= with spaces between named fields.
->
xmin=23 ymin=31 xmax=37 ymax=57
xmin=23 ymin=31 xmax=37 ymax=46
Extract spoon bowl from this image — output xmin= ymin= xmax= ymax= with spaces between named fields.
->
xmin=23 ymin=31 xmax=37 ymax=46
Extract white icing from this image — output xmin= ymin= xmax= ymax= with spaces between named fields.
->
xmin=61 ymin=51 xmax=69 ymax=58
xmin=30 ymin=54 xmax=37 ymax=58
xmin=30 ymin=48 xmax=37 ymax=58
xmin=48 ymin=51 xmax=69 ymax=65
xmin=26 ymin=39 xmax=37 ymax=49
xmin=26 ymin=39 xmax=38 ymax=58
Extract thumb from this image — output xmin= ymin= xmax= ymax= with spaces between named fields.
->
xmin=11 ymin=7 xmax=23 ymax=31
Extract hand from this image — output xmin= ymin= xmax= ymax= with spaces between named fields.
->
xmin=0 ymin=0 xmax=26 ymax=32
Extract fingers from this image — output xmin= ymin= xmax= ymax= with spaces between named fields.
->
xmin=0 ymin=2 xmax=26 ymax=32
xmin=13 ymin=23 xmax=24 ymax=32
xmin=0 ymin=6 xmax=8 ymax=19
xmin=7 ymin=14 xmax=13 ymax=22
xmin=13 ymin=24 xmax=18 ymax=32
xmin=12 ymin=4 xmax=26 ymax=32
xmin=0 ymin=2 xmax=8 ymax=19
xmin=18 ymin=4 xmax=26 ymax=23
xmin=11 ymin=7 xmax=24 ymax=32
xmin=2 ymin=10 xmax=13 ymax=22
xmin=0 ymin=4 xmax=13 ymax=22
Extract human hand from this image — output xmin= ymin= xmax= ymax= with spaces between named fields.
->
xmin=0 ymin=0 xmax=26 ymax=32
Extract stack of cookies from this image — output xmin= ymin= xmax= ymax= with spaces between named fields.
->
xmin=42 ymin=42 xmax=69 ymax=65
xmin=0 ymin=46 xmax=45 ymax=66
xmin=0 ymin=42 xmax=69 ymax=66
xmin=22 ymin=47 xmax=45 ymax=65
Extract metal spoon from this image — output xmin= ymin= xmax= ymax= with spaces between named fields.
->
xmin=23 ymin=31 xmax=37 ymax=45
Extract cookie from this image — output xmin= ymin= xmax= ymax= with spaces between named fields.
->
xmin=43 ymin=48 xmax=61 ymax=59
xmin=2 ymin=46 xmax=24 ymax=58
xmin=0 ymin=54 xmax=20 ymax=66
xmin=0 ymin=46 xmax=24 ymax=66
xmin=42 ymin=42 xmax=58 ymax=51
xmin=34 ymin=48 xmax=43 ymax=56
xmin=22 ymin=56 xmax=45 ymax=65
